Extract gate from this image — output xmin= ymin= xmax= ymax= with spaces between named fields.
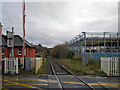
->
xmin=4 ymin=58 xmax=18 ymax=74
xmin=25 ymin=58 xmax=32 ymax=71
xmin=101 ymin=57 xmax=120 ymax=76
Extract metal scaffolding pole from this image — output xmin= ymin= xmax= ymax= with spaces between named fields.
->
xmin=104 ymin=32 xmax=106 ymax=53
xmin=84 ymin=32 xmax=87 ymax=54
xmin=92 ymin=34 xmax=93 ymax=53
xmin=110 ymin=34 xmax=112 ymax=52
xmin=117 ymin=33 xmax=119 ymax=52
xmin=98 ymin=34 xmax=100 ymax=53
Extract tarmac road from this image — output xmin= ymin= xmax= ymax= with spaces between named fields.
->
xmin=1 ymin=74 xmax=119 ymax=90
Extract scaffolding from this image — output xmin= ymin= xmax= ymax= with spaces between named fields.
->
xmin=68 ymin=32 xmax=120 ymax=57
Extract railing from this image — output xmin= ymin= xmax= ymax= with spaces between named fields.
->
xmin=4 ymin=58 xmax=18 ymax=74
xmin=101 ymin=57 xmax=119 ymax=76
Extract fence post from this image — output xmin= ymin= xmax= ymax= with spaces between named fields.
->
xmin=13 ymin=58 xmax=15 ymax=74
xmin=114 ymin=57 xmax=115 ymax=76
xmin=4 ymin=58 xmax=6 ymax=74
xmin=116 ymin=57 xmax=119 ymax=76
xmin=7 ymin=58 xmax=9 ymax=73
xmin=16 ymin=58 xmax=18 ymax=74
xmin=35 ymin=58 xmax=37 ymax=75
xmin=115 ymin=58 xmax=116 ymax=76
xmin=9 ymin=58 xmax=10 ymax=73
xmin=115 ymin=57 xmax=116 ymax=76
xmin=107 ymin=57 xmax=109 ymax=76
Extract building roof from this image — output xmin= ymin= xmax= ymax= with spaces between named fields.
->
xmin=2 ymin=34 xmax=32 ymax=47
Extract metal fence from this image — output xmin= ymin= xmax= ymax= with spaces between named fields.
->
xmin=25 ymin=57 xmax=43 ymax=74
xmin=25 ymin=58 xmax=33 ymax=71
xmin=25 ymin=58 xmax=36 ymax=71
xmin=101 ymin=57 xmax=120 ymax=76
xmin=80 ymin=52 xmax=120 ymax=61
xmin=4 ymin=58 xmax=18 ymax=74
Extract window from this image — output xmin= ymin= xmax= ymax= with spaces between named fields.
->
xmin=18 ymin=49 xmax=22 ymax=55
xmin=2 ymin=47 xmax=4 ymax=59
xmin=2 ymin=47 xmax=4 ymax=53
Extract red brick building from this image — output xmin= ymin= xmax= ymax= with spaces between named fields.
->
xmin=0 ymin=23 xmax=2 ymax=61
xmin=2 ymin=30 xmax=35 ymax=66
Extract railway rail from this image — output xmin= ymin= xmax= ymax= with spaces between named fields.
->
xmin=48 ymin=56 xmax=109 ymax=90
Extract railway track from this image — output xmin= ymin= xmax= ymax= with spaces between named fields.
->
xmin=48 ymin=56 xmax=109 ymax=90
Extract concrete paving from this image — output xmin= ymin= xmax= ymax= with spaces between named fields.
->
xmin=1 ymin=75 xmax=120 ymax=90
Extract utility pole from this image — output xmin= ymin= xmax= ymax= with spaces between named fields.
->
xmin=11 ymin=27 xmax=14 ymax=75
xmin=23 ymin=0 xmax=26 ymax=68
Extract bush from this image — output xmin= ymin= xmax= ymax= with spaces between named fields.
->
xmin=50 ymin=44 xmax=75 ymax=59
xmin=88 ymin=59 xmax=95 ymax=65
xmin=67 ymin=50 xmax=75 ymax=59
xmin=51 ymin=44 xmax=69 ymax=59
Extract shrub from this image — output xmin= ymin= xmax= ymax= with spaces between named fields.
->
xmin=67 ymin=50 xmax=75 ymax=59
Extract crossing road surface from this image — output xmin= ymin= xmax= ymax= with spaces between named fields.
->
xmin=1 ymin=75 xmax=119 ymax=90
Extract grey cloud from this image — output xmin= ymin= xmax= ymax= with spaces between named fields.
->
xmin=2 ymin=2 xmax=22 ymax=34
xmin=2 ymin=1 xmax=118 ymax=47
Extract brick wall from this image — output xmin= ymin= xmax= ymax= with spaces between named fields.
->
xmin=4 ymin=47 xmax=35 ymax=60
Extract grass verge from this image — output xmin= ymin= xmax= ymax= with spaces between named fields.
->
xmin=37 ymin=58 xmax=48 ymax=74
xmin=18 ymin=58 xmax=48 ymax=75
xmin=59 ymin=59 xmax=107 ymax=77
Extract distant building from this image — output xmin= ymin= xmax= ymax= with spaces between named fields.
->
xmin=68 ymin=32 xmax=120 ymax=60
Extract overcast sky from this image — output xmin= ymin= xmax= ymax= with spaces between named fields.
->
xmin=1 ymin=0 xmax=118 ymax=48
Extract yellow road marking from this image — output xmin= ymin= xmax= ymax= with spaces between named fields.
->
xmin=2 ymin=87 xmax=10 ymax=90
xmin=2 ymin=78 xmax=58 ymax=84
xmin=88 ymin=83 xmax=119 ymax=88
xmin=63 ymin=81 xmax=84 ymax=85
xmin=63 ymin=82 xmax=119 ymax=87
xmin=100 ymin=83 xmax=119 ymax=88
xmin=2 ymin=78 xmax=119 ymax=88
xmin=88 ymin=83 xmax=99 ymax=86
xmin=2 ymin=83 xmax=48 ymax=86
xmin=2 ymin=78 xmax=57 ymax=83
xmin=3 ymin=78 xmax=48 ymax=82
xmin=2 ymin=79 xmax=43 ymax=89
xmin=49 ymin=80 xmax=57 ymax=83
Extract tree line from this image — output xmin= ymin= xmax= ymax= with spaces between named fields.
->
xmin=50 ymin=44 xmax=74 ymax=59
